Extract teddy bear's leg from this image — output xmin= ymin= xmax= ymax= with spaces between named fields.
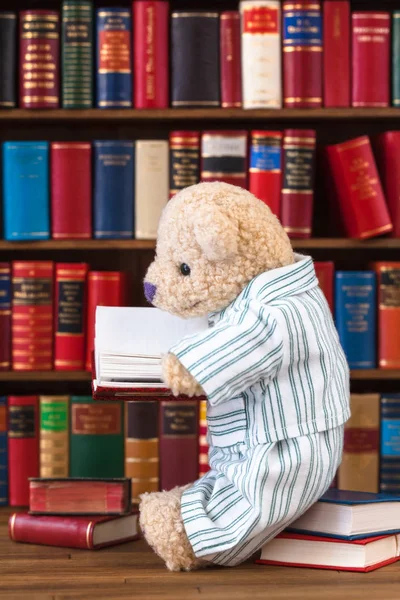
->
xmin=139 ymin=486 xmax=207 ymax=572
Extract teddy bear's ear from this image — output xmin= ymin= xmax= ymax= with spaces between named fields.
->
xmin=193 ymin=204 xmax=238 ymax=262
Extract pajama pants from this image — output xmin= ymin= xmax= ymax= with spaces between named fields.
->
xmin=181 ymin=425 xmax=344 ymax=567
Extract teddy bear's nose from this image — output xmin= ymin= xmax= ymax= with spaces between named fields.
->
xmin=144 ymin=281 xmax=157 ymax=305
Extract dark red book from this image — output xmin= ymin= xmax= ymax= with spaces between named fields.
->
xmin=8 ymin=396 xmax=39 ymax=507
xmin=374 ymin=132 xmax=400 ymax=237
xmin=314 ymin=262 xmax=334 ymax=313
xmin=159 ymin=400 xmax=198 ymax=491
xmin=352 ymin=12 xmax=390 ymax=108
xmin=169 ymin=131 xmax=200 ymax=198
xmin=249 ymin=130 xmax=282 ymax=218
xmin=323 ymin=1 xmax=350 ymax=107
xmin=0 ymin=263 xmax=11 ymax=371
xmin=54 ymin=263 xmax=88 ymax=371
xmin=281 ymin=129 xmax=316 ymax=239
xmin=133 ymin=0 xmax=169 ymax=109
xmin=19 ymin=10 xmax=60 ymax=109
xmin=220 ymin=11 xmax=242 ymax=108
xmin=51 ymin=142 xmax=92 ymax=240
xmin=9 ymin=511 xmax=139 ymax=549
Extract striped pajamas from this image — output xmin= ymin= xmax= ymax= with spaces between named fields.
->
xmin=170 ymin=254 xmax=350 ymax=567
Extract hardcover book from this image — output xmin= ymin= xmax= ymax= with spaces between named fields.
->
xmin=323 ymin=1 xmax=350 ymax=107
xmin=0 ymin=397 xmax=7 ymax=506
xmin=201 ymin=130 xmax=248 ymax=188
xmin=0 ymin=12 xmax=16 ymax=108
xmin=169 ymin=131 xmax=200 ymax=198
xmin=380 ymin=394 xmax=400 ymax=494
xmin=0 ymin=263 xmax=11 ymax=371
xmin=249 ymin=130 xmax=282 ymax=217
xmin=198 ymin=399 xmax=209 ymax=477
xmin=393 ymin=13 xmax=400 ymax=107
xmin=39 ymin=395 xmax=69 ymax=478
xmin=374 ymin=132 xmax=400 ymax=237
xmin=314 ymin=261 xmax=334 ymax=313
xmin=220 ymin=11 xmax=242 ymax=108
xmin=372 ymin=262 xmax=400 ymax=369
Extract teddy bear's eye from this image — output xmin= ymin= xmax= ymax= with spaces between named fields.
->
xmin=180 ymin=263 xmax=191 ymax=276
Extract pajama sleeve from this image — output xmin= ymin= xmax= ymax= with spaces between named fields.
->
xmin=169 ymin=299 xmax=284 ymax=406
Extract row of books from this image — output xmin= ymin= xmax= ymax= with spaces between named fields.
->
xmin=0 ymin=2 xmax=399 ymax=111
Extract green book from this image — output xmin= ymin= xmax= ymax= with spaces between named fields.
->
xmin=393 ymin=12 xmax=400 ymax=106
xmin=70 ymin=396 xmax=124 ymax=477
xmin=62 ymin=0 xmax=93 ymax=108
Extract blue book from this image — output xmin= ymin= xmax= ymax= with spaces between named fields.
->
xmin=0 ymin=397 xmax=7 ymax=506
xmin=93 ymin=141 xmax=134 ymax=239
xmin=96 ymin=7 xmax=132 ymax=108
xmin=3 ymin=141 xmax=50 ymax=241
xmin=334 ymin=271 xmax=376 ymax=369
xmin=380 ymin=394 xmax=400 ymax=495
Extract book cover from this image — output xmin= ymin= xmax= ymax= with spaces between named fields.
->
xmin=374 ymin=132 xmax=400 ymax=237
xmin=323 ymin=1 xmax=350 ymax=107
xmin=282 ymin=0 xmax=322 ymax=108
xmin=326 ymin=137 xmax=393 ymax=239
xmin=62 ymin=0 xmax=93 ymax=108
xmin=159 ymin=401 xmax=199 ymax=491
xmin=220 ymin=11 xmax=242 ymax=108
xmin=201 ymin=130 xmax=248 ymax=188
xmin=240 ymin=1 xmax=281 ymax=109
xmin=125 ymin=401 xmax=159 ymax=503
xmin=169 ymin=131 xmax=200 ymax=198
xmin=334 ymin=271 xmax=376 ymax=369
xmin=249 ymin=130 xmax=282 ymax=217
xmin=281 ymin=129 xmax=316 ymax=239
xmin=12 ymin=261 xmax=54 ymax=371
xmin=51 ymin=142 xmax=92 ymax=239
xmin=133 ymin=0 xmax=169 ymax=109
xmin=93 ymin=141 xmax=134 ymax=239
xmin=0 ymin=263 xmax=11 ymax=371
xmin=70 ymin=396 xmax=124 ymax=478
xmin=352 ymin=12 xmax=390 ymax=108
xmin=135 ymin=140 xmax=169 ymax=239
xmin=393 ymin=13 xmax=400 ymax=107
xmin=0 ymin=397 xmax=7 ymax=506
xmin=3 ymin=142 xmax=50 ymax=241
xmin=19 ymin=10 xmax=60 ymax=109
xmin=372 ymin=262 xmax=400 ymax=369
xmin=381 ymin=394 xmax=400 ymax=494
xmin=314 ymin=261 xmax=334 ymax=313
xmin=338 ymin=393 xmax=380 ymax=493
xmin=39 ymin=396 xmax=69 ymax=478
xmin=0 ymin=12 xmax=16 ymax=108
xmin=96 ymin=7 xmax=132 ymax=108
xmin=171 ymin=11 xmax=220 ymax=108
xmin=198 ymin=399 xmax=209 ymax=477
xmin=8 ymin=396 xmax=39 ymax=507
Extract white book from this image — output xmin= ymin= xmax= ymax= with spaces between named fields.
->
xmin=240 ymin=0 xmax=282 ymax=109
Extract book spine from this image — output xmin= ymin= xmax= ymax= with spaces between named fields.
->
xmin=93 ymin=141 xmax=134 ymax=239
xmin=220 ymin=11 xmax=242 ymax=108
xmin=96 ymin=8 xmax=132 ymax=108
xmin=51 ymin=142 xmax=92 ymax=239
xmin=9 ymin=513 xmax=95 ymax=549
xmin=159 ymin=401 xmax=199 ymax=491
xmin=374 ymin=263 xmax=400 ymax=369
xmin=201 ymin=130 xmax=248 ymax=188
xmin=19 ymin=10 xmax=60 ymax=109
xmin=249 ymin=130 xmax=282 ymax=217
xmin=314 ymin=261 xmax=334 ymax=313
xmin=240 ymin=1 xmax=281 ymax=109
xmin=54 ymin=263 xmax=88 ymax=371
xmin=0 ymin=12 xmax=16 ymax=108
xmin=3 ymin=142 xmax=50 ymax=242
xmin=125 ymin=401 xmax=159 ymax=503
xmin=334 ymin=272 xmax=376 ymax=369
xmin=380 ymin=394 xmax=400 ymax=493
xmin=133 ymin=0 xmax=169 ymax=109
xmin=0 ymin=263 xmax=11 ymax=372
xmin=338 ymin=393 xmax=380 ymax=493
xmin=8 ymin=396 xmax=39 ymax=507
xmin=198 ymin=399 xmax=209 ymax=477
xmin=393 ymin=13 xmax=400 ymax=107
xmin=70 ymin=396 xmax=124 ymax=478
xmin=169 ymin=131 xmax=200 ymax=198
xmin=85 ymin=272 xmax=126 ymax=371
xmin=282 ymin=0 xmax=322 ymax=108
xmin=374 ymin=132 xmax=400 ymax=238
xmin=135 ymin=141 xmax=169 ymax=239
xmin=0 ymin=397 xmax=7 ymax=506
xmin=326 ymin=137 xmax=393 ymax=239
xmin=62 ymin=0 xmax=93 ymax=108
xmin=281 ymin=129 xmax=316 ymax=239
xmin=12 ymin=262 xmax=54 ymax=371
xmin=39 ymin=396 xmax=69 ymax=478
xmin=352 ymin=12 xmax=390 ymax=108
xmin=171 ymin=12 xmax=220 ymax=108
xmin=323 ymin=1 xmax=350 ymax=107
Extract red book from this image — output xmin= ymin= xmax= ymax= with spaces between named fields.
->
xmin=51 ymin=142 xmax=92 ymax=240
xmin=371 ymin=262 xmax=400 ymax=369
xmin=12 ymin=262 xmax=54 ymax=371
xmin=282 ymin=1 xmax=322 ymax=108
xmin=281 ymin=129 xmax=316 ymax=239
xmin=326 ymin=137 xmax=393 ymax=239
xmin=85 ymin=271 xmax=126 ymax=371
xmin=352 ymin=12 xmax=390 ymax=108
xmin=9 ymin=512 xmax=139 ymax=549
xmin=159 ymin=400 xmax=198 ymax=491
xmin=198 ymin=399 xmax=209 ymax=477
xmin=374 ymin=132 xmax=400 ymax=237
xmin=19 ymin=10 xmax=60 ymax=109
xmin=133 ymin=0 xmax=169 ymax=109
xmin=314 ymin=262 xmax=334 ymax=313
xmin=169 ymin=131 xmax=200 ymax=198
xmin=249 ymin=130 xmax=282 ymax=218
xmin=220 ymin=11 xmax=242 ymax=109
xmin=0 ymin=263 xmax=11 ymax=371
xmin=54 ymin=263 xmax=88 ymax=371
xmin=323 ymin=1 xmax=350 ymax=107
xmin=8 ymin=396 xmax=39 ymax=507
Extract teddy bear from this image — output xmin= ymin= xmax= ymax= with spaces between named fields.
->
xmin=140 ymin=181 xmax=350 ymax=571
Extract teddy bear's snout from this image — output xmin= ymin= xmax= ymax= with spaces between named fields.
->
xmin=144 ymin=281 xmax=157 ymax=305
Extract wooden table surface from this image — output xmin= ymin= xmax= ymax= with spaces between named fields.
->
xmin=1 ymin=508 xmax=400 ymax=600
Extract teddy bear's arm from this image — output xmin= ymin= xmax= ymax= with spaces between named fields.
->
xmin=162 ymin=352 xmax=204 ymax=397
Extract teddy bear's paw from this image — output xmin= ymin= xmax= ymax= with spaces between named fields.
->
xmin=139 ymin=486 xmax=205 ymax=572
xmin=161 ymin=353 xmax=204 ymax=397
